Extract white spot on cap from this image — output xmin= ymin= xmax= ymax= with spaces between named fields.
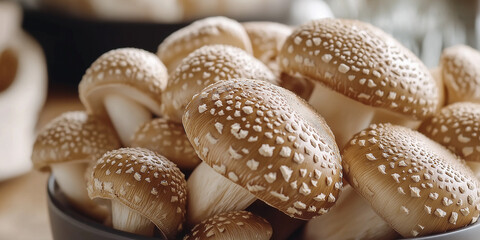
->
xmin=264 ymin=172 xmax=277 ymax=183
xmin=228 ymin=172 xmax=239 ymax=182
xmin=246 ymin=159 xmax=259 ymax=171
xmin=270 ymin=191 xmax=289 ymax=201
xmin=366 ymin=153 xmax=376 ymax=161
xmin=338 ymin=64 xmax=350 ymax=73
xmin=299 ymin=183 xmax=311 ymax=195
xmin=134 ymin=172 xmax=141 ymax=181
xmin=280 ymin=146 xmax=291 ymax=157
xmin=294 ymin=201 xmax=306 ymax=209
xmin=410 ymin=187 xmax=421 ymax=197
xmin=280 ymin=166 xmax=293 ymax=182
xmin=322 ymin=54 xmax=332 ymax=63
xmin=449 ymin=212 xmax=458 ymax=224
xmin=435 ymin=208 xmax=447 ymax=218
xmin=314 ymin=193 xmax=326 ymax=202
xmin=259 ymin=144 xmax=275 ymax=157
xmin=198 ymin=104 xmax=207 ymax=113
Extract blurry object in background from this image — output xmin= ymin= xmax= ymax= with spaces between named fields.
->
xmin=0 ymin=2 xmax=47 ymax=181
xmin=288 ymin=0 xmax=334 ymax=25
xmin=0 ymin=1 xmax=21 ymax=50
xmin=323 ymin=0 xmax=479 ymax=67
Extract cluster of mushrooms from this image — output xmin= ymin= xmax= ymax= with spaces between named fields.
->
xmin=31 ymin=16 xmax=480 ymax=240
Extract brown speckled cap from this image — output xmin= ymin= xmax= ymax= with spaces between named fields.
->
xmin=441 ymin=45 xmax=480 ymax=104
xmin=183 ymin=79 xmax=343 ymax=220
xmin=79 ymin=48 xmax=168 ymax=118
xmin=343 ymin=123 xmax=480 ymax=238
xmin=183 ymin=211 xmax=272 ymax=240
xmin=419 ymin=102 xmax=480 ymax=163
xmin=131 ymin=118 xmax=201 ymax=170
xmin=87 ymin=147 xmax=187 ymax=239
xmin=157 ymin=16 xmax=252 ymax=72
xmin=32 ymin=111 xmax=121 ymax=171
xmin=161 ymin=44 xmax=277 ymax=122
xmin=278 ymin=18 xmax=440 ymax=120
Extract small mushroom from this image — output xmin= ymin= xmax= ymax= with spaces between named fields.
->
xmin=183 ymin=211 xmax=272 ymax=240
xmin=183 ymin=78 xmax=343 ymax=225
xmin=131 ymin=118 xmax=201 ymax=171
xmin=32 ymin=111 xmax=120 ymax=220
xmin=440 ymin=45 xmax=480 ymax=104
xmin=160 ymin=44 xmax=277 ymax=123
xmin=79 ymin=48 xmax=168 ymax=146
xmin=157 ymin=16 xmax=252 ymax=72
xmin=342 ymin=123 xmax=480 ymax=238
xmin=419 ymin=102 xmax=480 ymax=179
xmin=86 ymin=147 xmax=187 ymax=238
xmin=278 ymin=19 xmax=442 ymax=148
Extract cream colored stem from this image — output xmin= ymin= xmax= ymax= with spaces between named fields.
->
xmin=187 ymin=162 xmax=256 ymax=225
xmin=104 ymin=94 xmax=151 ymax=146
xmin=466 ymin=162 xmax=480 ymax=181
xmin=111 ymin=200 xmax=155 ymax=236
xmin=370 ymin=108 xmax=421 ymax=130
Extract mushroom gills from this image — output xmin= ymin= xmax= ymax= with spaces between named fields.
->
xmin=111 ymin=199 xmax=155 ymax=237
xmin=466 ymin=162 xmax=480 ymax=180
xmin=187 ymin=162 xmax=256 ymax=225
xmin=104 ymin=94 xmax=152 ymax=146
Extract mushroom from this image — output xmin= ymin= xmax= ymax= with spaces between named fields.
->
xmin=86 ymin=147 xmax=187 ymax=238
xmin=131 ymin=118 xmax=201 ymax=171
xmin=419 ymin=102 xmax=480 ymax=179
xmin=303 ymin=185 xmax=399 ymax=240
xmin=278 ymin=18 xmax=442 ymax=148
xmin=183 ymin=211 xmax=272 ymax=240
xmin=183 ymin=78 xmax=343 ymax=225
xmin=157 ymin=16 xmax=252 ymax=72
xmin=79 ymin=48 xmax=168 ymax=146
xmin=32 ymin=111 xmax=120 ymax=220
xmin=342 ymin=123 xmax=480 ymax=238
xmin=440 ymin=45 xmax=480 ymax=104
xmin=160 ymin=44 xmax=277 ymax=123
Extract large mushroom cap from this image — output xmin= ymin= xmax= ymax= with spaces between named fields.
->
xmin=278 ymin=18 xmax=440 ymax=120
xmin=441 ymin=45 xmax=480 ymax=104
xmin=343 ymin=123 xmax=480 ymax=238
xmin=161 ymin=44 xmax=277 ymax=122
xmin=157 ymin=16 xmax=252 ymax=72
xmin=87 ymin=147 xmax=187 ymax=239
xmin=419 ymin=102 xmax=480 ymax=163
xmin=79 ymin=48 xmax=168 ymax=118
xmin=32 ymin=111 xmax=120 ymax=171
xmin=183 ymin=78 xmax=343 ymax=220
xmin=183 ymin=211 xmax=272 ymax=240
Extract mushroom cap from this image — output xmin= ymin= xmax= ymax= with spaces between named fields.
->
xmin=157 ymin=16 xmax=252 ymax=72
xmin=32 ymin=111 xmax=121 ymax=171
xmin=79 ymin=48 xmax=168 ymax=118
xmin=278 ymin=18 xmax=440 ymax=120
xmin=183 ymin=211 xmax=272 ymax=240
xmin=87 ymin=147 xmax=187 ymax=239
xmin=440 ymin=45 xmax=480 ymax=104
xmin=161 ymin=44 xmax=277 ymax=122
xmin=182 ymin=78 xmax=343 ymax=220
xmin=131 ymin=118 xmax=201 ymax=170
xmin=342 ymin=123 xmax=480 ymax=238
xmin=419 ymin=102 xmax=480 ymax=163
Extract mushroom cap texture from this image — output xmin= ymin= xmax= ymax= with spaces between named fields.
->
xmin=441 ymin=45 xmax=480 ymax=104
xmin=87 ymin=147 xmax=187 ymax=238
xmin=419 ymin=102 xmax=480 ymax=163
xmin=157 ymin=16 xmax=252 ymax=72
xmin=183 ymin=211 xmax=272 ymax=240
xmin=131 ymin=118 xmax=201 ymax=170
xmin=278 ymin=18 xmax=440 ymax=120
xmin=182 ymin=78 xmax=343 ymax=220
xmin=32 ymin=111 xmax=121 ymax=171
xmin=161 ymin=44 xmax=277 ymax=122
xmin=79 ymin=48 xmax=168 ymax=117
xmin=343 ymin=123 xmax=480 ymax=238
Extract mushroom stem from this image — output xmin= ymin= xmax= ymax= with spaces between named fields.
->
xmin=466 ymin=162 xmax=480 ymax=180
xmin=370 ymin=109 xmax=421 ymax=130
xmin=187 ymin=162 xmax=256 ymax=225
xmin=51 ymin=162 xmax=108 ymax=221
xmin=307 ymin=81 xmax=375 ymax=149
xmin=111 ymin=199 xmax=155 ymax=236
xmin=104 ymin=94 xmax=151 ymax=146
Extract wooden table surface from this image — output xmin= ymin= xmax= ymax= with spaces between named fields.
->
xmin=0 ymin=92 xmax=83 ymax=240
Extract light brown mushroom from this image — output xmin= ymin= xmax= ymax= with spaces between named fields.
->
xmin=419 ymin=102 xmax=480 ymax=179
xmin=160 ymin=44 xmax=277 ymax=123
xmin=87 ymin=147 xmax=187 ymax=238
xmin=278 ymin=18 xmax=442 ymax=148
xmin=32 ymin=111 xmax=120 ymax=220
xmin=183 ymin=211 xmax=272 ymax=240
xmin=157 ymin=16 xmax=252 ymax=72
xmin=131 ymin=118 xmax=201 ymax=170
xmin=440 ymin=45 xmax=480 ymax=104
xmin=79 ymin=48 xmax=168 ymax=146
xmin=343 ymin=123 xmax=480 ymax=238
xmin=183 ymin=78 xmax=343 ymax=225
